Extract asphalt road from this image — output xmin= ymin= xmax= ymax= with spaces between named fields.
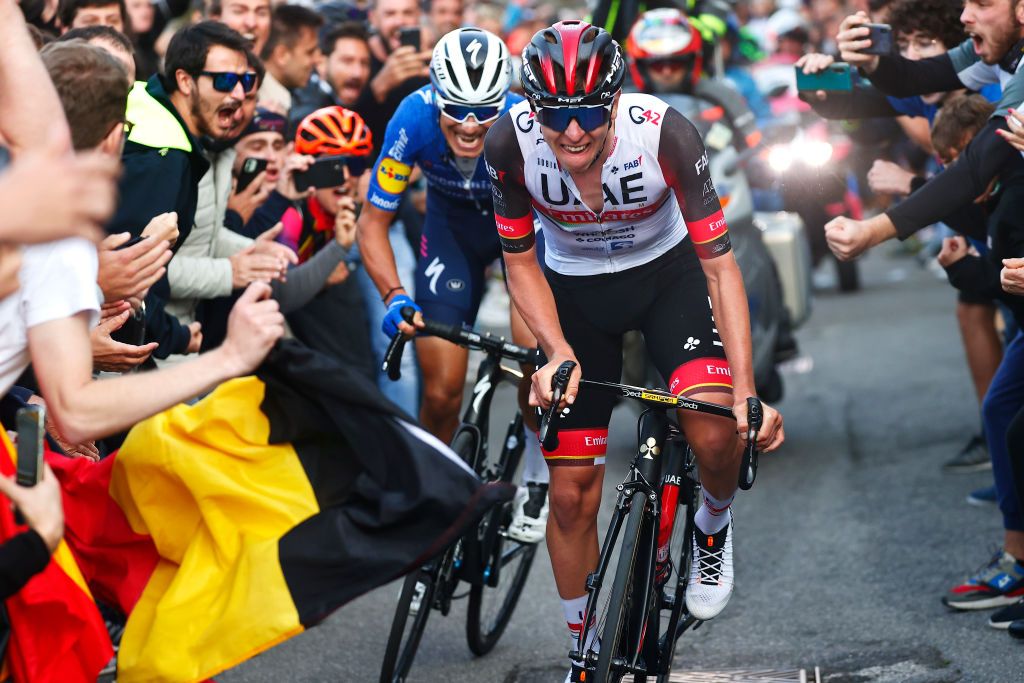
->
xmin=224 ymin=248 xmax=1024 ymax=682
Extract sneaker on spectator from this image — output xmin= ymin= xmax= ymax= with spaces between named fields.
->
xmin=989 ymin=598 xmax=1024 ymax=629
xmin=943 ymin=550 xmax=1024 ymax=610
xmin=685 ymin=511 xmax=734 ymax=620
xmin=1010 ymin=620 xmax=1024 ymax=640
xmin=966 ymin=484 xmax=998 ymax=506
xmin=508 ymin=482 xmax=548 ymax=544
xmin=943 ymin=434 xmax=991 ymax=472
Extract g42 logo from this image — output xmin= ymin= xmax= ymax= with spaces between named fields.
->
xmin=628 ymin=106 xmax=661 ymax=126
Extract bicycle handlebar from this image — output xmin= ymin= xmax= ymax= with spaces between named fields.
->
xmin=382 ymin=306 xmax=543 ymax=381
xmin=537 ymin=361 xmax=765 ymax=489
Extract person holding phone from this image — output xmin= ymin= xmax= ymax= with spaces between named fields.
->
xmin=0 ymin=461 xmax=64 ymax=599
xmin=358 ymin=28 xmax=553 ymax=545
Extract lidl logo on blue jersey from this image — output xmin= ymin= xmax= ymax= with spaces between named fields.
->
xmin=377 ymin=157 xmax=411 ymax=195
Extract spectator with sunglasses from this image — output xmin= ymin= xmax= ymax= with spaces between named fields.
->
xmin=107 ymin=21 xmax=257 ymax=359
xmin=358 ymin=28 xmax=554 ymax=545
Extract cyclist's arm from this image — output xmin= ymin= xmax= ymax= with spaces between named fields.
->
xmin=484 ymin=117 xmax=572 ymax=363
xmin=356 ymin=100 xmax=420 ymax=303
xmin=659 ymin=108 xmax=756 ymax=399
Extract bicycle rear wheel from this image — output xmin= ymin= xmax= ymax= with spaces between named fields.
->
xmin=595 ymin=489 xmax=652 ymax=683
xmin=379 ymin=566 xmax=438 ymax=683
xmin=465 ymin=512 xmax=539 ymax=655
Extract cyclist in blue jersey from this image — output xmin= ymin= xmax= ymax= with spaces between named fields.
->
xmin=357 ymin=27 xmax=550 ymax=543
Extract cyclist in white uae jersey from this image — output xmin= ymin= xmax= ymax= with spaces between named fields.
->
xmin=483 ymin=20 xmax=784 ymax=681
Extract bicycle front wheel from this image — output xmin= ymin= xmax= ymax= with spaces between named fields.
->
xmin=379 ymin=567 xmax=438 ymax=683
xmin=465 ymin=516 xmax=538 ymax=655
xmin=595 ymin=489 xmax=652 ymax=683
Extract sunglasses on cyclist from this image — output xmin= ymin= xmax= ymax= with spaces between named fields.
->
xmin=200 ymin=71 xmax=258 ymax=93
xmin=436 ymin=97 xmax=503 ymax=124
xmin=534 ymin=104 xmax=613 ymax=133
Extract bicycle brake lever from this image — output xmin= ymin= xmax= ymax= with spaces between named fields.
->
xmin=382 ymin=332 xmax=407 ymax=381
xmin=738 ymin=397 xmax=762 ymax=490
xmin=538 ymin=360 xmax=576 ymax=452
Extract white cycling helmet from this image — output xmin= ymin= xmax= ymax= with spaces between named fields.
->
xmin=430 ymin=27 xmax=512 ymax=107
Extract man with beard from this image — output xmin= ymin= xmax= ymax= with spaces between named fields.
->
xmin=108 ymin=21 xmax=256 ymax=358
xmin=290 ymin=22 xmax=372 ymax=124
xmin=824 ymin=0 xmax=1024 ymax=261
xmin=258 ymin=4 xmax=322 ymax=118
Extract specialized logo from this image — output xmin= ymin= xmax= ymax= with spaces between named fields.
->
xmin=466 ymin=38 xmax=483 ymax=67
xmin=376 ymin=157 xmax=411 ymax=195
xmin=628 ymin=106 xmax=662 ymax=125
xmin=639 ymin=437 xmax=660 ymax=459
xmin=446 ymin=278 xmax=465 ymax=292
xmin=424 ymin=257 xmax=445 ymax=295
xmin=694 ymin=152 xmax=709 ymax=175
xmin=684 ymin=337 xmax=701 ymax=350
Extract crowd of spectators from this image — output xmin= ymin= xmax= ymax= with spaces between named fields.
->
xmin=2 ymin=0 xmax=1023 ymax=664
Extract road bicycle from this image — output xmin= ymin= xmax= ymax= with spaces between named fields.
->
xmin=378 ymin=310 xmax=542 ymax=682
xmin=538 ymin=361 xmax=762 ymax=683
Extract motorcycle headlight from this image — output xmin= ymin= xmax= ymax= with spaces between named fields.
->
xmin=802 ymin=140 xmax=833 ymax=167
xmin=767 ymin=145 xmax=793 ymax=172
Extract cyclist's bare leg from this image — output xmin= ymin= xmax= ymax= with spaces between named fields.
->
xmin=547 ymin=464 xmax=605 ymax=598
xmin=677 ymin=390 xmax=741 ymax=500
xmin=415 ymin=335 xmax=469 ymax=444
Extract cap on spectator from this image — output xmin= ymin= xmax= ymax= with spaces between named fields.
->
xmin=294 ymin=106 xmax=372 ymax=156
xmin=240 ymin=107 xmax=287 ymax=139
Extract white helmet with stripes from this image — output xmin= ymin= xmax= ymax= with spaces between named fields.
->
xmin=430 ymin=27 xmax=512 ymax=107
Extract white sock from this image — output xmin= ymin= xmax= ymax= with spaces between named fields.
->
xmin=562 ymin=594 xmax=599 ymax=652
xmin=695 ymin=489 xmax=735 ymax=535
xmin=522 ymin=432 xmax=549 ymax=485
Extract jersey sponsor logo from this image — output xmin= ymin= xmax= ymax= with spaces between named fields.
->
xmin=609 ymin=240 xmax=634 ymax=250
xmin=387 ymin=128 xmax=410 ymax=160
xmin=539 ymin=172 xmax=649 ymax=208
xmin=369 ymin=192 xmax=400 ymax=211
xmin=537 ymin=197 xmax=666 ymax=224
xmin=424 ymin=257 xmax=445 ymax=295
xmin=689 ymin=210 xmax=728 ymax=243
xmin=623 ymin=155 xmax=642 ymax=171
xmin=516 ymin=110 xmax=536 ymax=133
xmin=628 ymin=106 xmax=662 ymax=125
xmin=377 ymin=157 xmax=412 ymax=195
xmin=484 ymin=160 xmax=506 ymax=183
xmin=694 ymin=152 xmax=709 ymax=176
xmin=702 ymin=179 xmax=714 ymax=196
xmin=447 ymin=278 xmax=466 ymax=292
xmin=495 ymin=214 xmax=534 ymax=238
xmin=669 ymin=358 xmax=733 ymax=396
xmin=537 ymin=157 xmax=558 ymax=170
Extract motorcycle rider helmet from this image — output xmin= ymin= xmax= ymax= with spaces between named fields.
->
xmin=520 ymin=20 xmax=626 ymax=111
xmin=430 ymin=27 xmax=512 ymax=123
xmin=626 ymin=8 xmax=703 ymax=94
xmin=294 ymin=106 xmax=373 ymax=157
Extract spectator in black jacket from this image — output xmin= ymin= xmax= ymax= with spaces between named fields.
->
xmin=107 ymin=21 xmax=255 ymax=358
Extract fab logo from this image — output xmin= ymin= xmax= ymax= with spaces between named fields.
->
xmin=376 ymin=158 xmax=411 ymax=195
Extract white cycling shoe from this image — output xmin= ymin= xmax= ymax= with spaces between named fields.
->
xmin=684 ymin=511 xmax=734 ymax=621
xmin=507 ymin=482 xmax=548 ymax=544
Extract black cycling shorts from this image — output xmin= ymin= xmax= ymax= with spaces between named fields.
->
xmin=543 ymin=238 xmax=732 ymax=467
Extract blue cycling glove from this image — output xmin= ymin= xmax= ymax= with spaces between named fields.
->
xmin=382 ymin=294 xmax=420 ymax=338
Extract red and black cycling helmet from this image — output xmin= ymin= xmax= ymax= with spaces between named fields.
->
xmin=626 ymin=8 xmax=703 ymax=94
xmin=520 ymin=20 xmax=626 ymax=108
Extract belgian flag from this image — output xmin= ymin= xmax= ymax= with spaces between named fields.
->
xmin=50 ymin=341 xmax=511 ymax=682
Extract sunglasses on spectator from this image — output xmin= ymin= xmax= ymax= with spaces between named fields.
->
xmin=200 ymin=71 xmax=258 ymax=93
xmin=330 ymin=155 xmax=369 ymax=176
xmin=646 ymin=58 xmax=688 ymax=73
xmin=436 ymin=97 xmax=503 ymax=124
xmin=535 ymin=104 xmax=613 ymax=133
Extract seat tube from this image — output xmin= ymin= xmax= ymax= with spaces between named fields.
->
xmin=656 ymin=439 xmax=685 ymax=571
xmin=635 ymin=409 xmax=669 ymax=485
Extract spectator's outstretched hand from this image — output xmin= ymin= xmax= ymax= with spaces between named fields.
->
xmin=372 ymin=46 xmax=430 ymax=101
xmin=1001 ymin=258 xmax=1024 ymax=295
xmin=220 ymin=282 xmax=285 ymax=376
xmin=253 ymin=223 xmax=299 ymax=268
xmin=97 ymin=232 xmax=173 ymax=302
xmin=0 ymin=463 xmax=64 ymax=552
xmin=277 ymin=154 xmax=315 ymax=201
xmin=867 ymin=159 xmax=915 ymax=196
xmin=91 ymin=307 xmax=158 ymax=372
xmin=228 ymin=172 xmax=271 ymax=224
xmin=0 ymin=129 xmax=120 ymax=244
xmin=141 ymin=211 xmax=179 ymax=245
xmin=837 ymin=12 xmax=880 ymax=73
xmin=937 ymin=235 xmax=969 ymax=267
xmin=997 ymin=109 xmax=1024 ymax=152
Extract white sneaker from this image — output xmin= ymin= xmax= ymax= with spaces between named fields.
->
xmin=507 ymin=482 xmax=548 ymax=544
xmin=685 ymin=511 xmax=734 ymax=620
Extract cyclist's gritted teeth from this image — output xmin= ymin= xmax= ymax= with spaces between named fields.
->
xmin=452 ymin=129 xmax=484 ymax=154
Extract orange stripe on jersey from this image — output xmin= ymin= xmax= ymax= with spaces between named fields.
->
xmin=668 ymin=358 xmax=734 ymax=397
xmin=687 ymin=209 xmax=728 ymax=244
xmin=495 ymin=214 xmax=534 ymax=239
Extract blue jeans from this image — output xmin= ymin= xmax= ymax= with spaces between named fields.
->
xmin=352 ymin=222 xmax=420 ymax=417
xmin=982 ymin=329 xmax=1024 ymax=532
